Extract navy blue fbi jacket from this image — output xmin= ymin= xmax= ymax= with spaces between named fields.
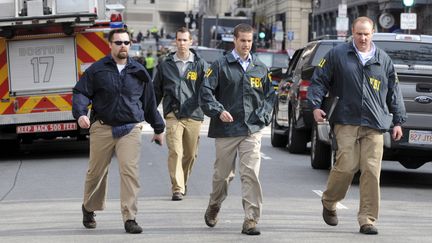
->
xmin=307 ymin=42 xmax=406 ymax=131
xmin=72 ymin=55 xmax=165 ymax=134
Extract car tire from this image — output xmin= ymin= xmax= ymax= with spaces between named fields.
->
xmin=310 ymin=123 xmax=332 ymax=170
xmin=287 ymin=113 xmax=308 ymax=153
xmin=271 ymin=112 xmax=288 ymax=147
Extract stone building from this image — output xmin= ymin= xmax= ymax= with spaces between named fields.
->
xmin=311 ymin=0 xmax=432 ymax=39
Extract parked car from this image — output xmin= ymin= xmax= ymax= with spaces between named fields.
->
xmin=312 ymin=33 xmax=432 ymax=170
xmin=128 ymin=43 xmax=143 ymax=58
xmin=193 ymin=46 xmax=225 ymax=64
xmin=271 ymin=39 xmax=344 ymax=155
xmin=273 ymin=33 xmax=432 ymax=170
xmin=255 ymin=49 xmax=290 ymax=71
xmin=255 ymin=49 xmax=290 ymax=89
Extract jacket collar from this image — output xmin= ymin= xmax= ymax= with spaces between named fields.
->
xmin=102 ymin=55 xmax=146 ymax=72
xmin=167 ymin=48 xmax=202 ymax=62
xmin=346 ymin=41 xmax=381 ymax=66
xmin=226 ymin=51 xmax=261 ymax=67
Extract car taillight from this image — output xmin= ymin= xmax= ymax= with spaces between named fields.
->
xmin=272 ymin=76 xmax=281 ymax=81
xmin=298 ymin=79 xmax=311 ymax=100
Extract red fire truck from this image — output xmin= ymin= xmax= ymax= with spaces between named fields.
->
xmin=0 ymin=0 xmax=123 ymax=146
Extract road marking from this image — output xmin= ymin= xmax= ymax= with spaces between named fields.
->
xmin=312 ymin=190 xmax=348 ymax=209
xmin=261 ymin=152 xmax=272 ymax=160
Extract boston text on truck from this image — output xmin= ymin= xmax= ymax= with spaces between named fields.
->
xmin=0 ymin=0 xmax=125 ymax=147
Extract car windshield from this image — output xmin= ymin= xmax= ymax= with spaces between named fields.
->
xmin=311 ymin=43 xmax=342 ymax=66
xmin=273 ymin=53 xmax=289 ymax=68
xmin=130 ymin=44 xmax=141 ymax=51
xmin=195 ymin=49 xmax=224 ymax=64
xmin=255 ymin=53 xmax=273 ymax=67
xmin=256 ymin=52 xmax=289 ymax=69
xmin=374 ymin=41 xmax=432 ymax=65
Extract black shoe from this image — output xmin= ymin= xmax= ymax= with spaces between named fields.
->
xmin=172 ymin=192 xmax=183 ymax=201
xmin=322 ymin=201 xmax=338 ymax=226
xmin=204 ymin=204 xmax=220 ymax=227
xmin=241 ymin=219 xmax=261 ymax=235
xmin=124 ymin=219 xmax=143 ymax=234
xmin=82 ymin=204 xmax=96 ymax=229
xmin=360 ymin=224 xmax=378 ymax=235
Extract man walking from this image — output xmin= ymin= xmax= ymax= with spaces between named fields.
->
xmin=154 ymin=27 xmax=208 ymax=201
xmin=307 ymin=16 xmax=406 ymax=235
xmin=72 ymin=28 xmax=165 ymax=234
xmin=199 ymin=23 xmax=276 ymax=235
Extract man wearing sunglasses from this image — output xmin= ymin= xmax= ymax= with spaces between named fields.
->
xmin=72 ymin=28 xmax=165 ymax=234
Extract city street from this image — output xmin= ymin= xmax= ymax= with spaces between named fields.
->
xmin=1 ymin=122 xmax=432 ymax=242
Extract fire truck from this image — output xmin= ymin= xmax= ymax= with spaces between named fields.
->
xmin=0 ymin=0 xmax=123 ymax=145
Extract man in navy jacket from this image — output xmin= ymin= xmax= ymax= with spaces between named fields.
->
xmin=308 ymin=16 xmax=406 ymax=235
xmin=73 ymin=28 xmax=165 ymax=234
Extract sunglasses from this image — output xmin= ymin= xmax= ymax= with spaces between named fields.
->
xmin=112 ymin=41 xmax=131 ymax=46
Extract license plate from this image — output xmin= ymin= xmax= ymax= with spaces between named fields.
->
xmin=408 ymin=130 xmax=432 ymax=145
xmin=16 ymin=122 xmax=77 ymax=134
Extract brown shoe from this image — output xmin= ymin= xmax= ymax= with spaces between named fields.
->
xmin=322 ymin=201 xmax=338 ymax=226
xmin=360 ymin=224 xmax=378 ymax=235
xmin=204 ymin=204 xmax=220 ymax=227
xmin=241 ymin=219 xmax=260 ymax=235
xmin=82 ymin=204 xmax=96 ymax=229
xmin=172 ymin=192 xmax=183 ymax=201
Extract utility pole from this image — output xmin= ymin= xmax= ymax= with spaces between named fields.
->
xmin=401 ymin=0 xmax=416 ymax=34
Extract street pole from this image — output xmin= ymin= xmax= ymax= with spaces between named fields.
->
xmin=408 ymin=6 xmax=411 ymax=35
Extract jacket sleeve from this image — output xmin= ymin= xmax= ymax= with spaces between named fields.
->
xmin=307 ymin=51 xmax=334 ymax=110
xmin=153 ymin=63 xmax=163 ymax=106
xmin=386 ymin=62 xmax=407 ymax=125
xmin=255 ymin=71 xmax=276 ymax=126
xmin=199 ymin=61 xmax=225 ymax=118
xmin=141 ymin=80 xmax=165 ymax=134
xmin=72 ymin=69 xmax=93 ymax=120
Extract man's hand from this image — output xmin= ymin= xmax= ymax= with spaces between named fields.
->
xmin=78 ymin=115 xmax=90 ymax=129
xmin=392 ymin=125 xmax=403 ymax=141
xmin=152 ymin=133 xmax=164 ymax=146
xmin=219 ymin=110 xmax=234 ymax=123
xmin=313 ymin=109 xmax=327 ymax=123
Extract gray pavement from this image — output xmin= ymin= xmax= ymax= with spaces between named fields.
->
xmin=1 ymin=196 xmax=431 ymax=242
xmin=1 ymin=120 xmax=432 ymax=242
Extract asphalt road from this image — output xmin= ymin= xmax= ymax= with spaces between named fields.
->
xmin=1 ymin=123 xmax=432 ymax=243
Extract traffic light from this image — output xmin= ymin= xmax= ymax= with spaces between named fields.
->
xmin=402 ymin=0 xmax=414 ymax=7
xmin=259 ymin=31 xmax=266 ymax=40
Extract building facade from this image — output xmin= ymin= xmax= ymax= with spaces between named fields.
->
xmin=122 ymin=0 xmax=200 ymax=37
xmin=254 ymin=0 xmax=311 ymax=52
xmin=312 ymin=0 xmax=432 ymax=39
xmin=121 ymin=0 xmax=312 ymax=51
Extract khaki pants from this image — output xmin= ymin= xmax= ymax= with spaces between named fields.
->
xmin=322 ymin=124 xmax=383 ymax=226
xmin=209 ymin=131 xmax=263 ymax=222
xmin=83 ymin=121 xmax=143 ymax=222
xmin=165 ymin=112 xmax=202 ymax=194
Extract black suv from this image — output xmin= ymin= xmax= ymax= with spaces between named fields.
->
xmin=271 ymin=39 xmax=343 ymax=153
xmin=312 ymin=33 xmax=432 ymax=170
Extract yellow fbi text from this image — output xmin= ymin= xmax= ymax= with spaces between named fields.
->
xmin=369 ymin=77 xmax=381 ymax=91
xmin=250 ymin=77 xmax=262 ymax=88
xmin=187 ymin=71 xmax=197 ymax=81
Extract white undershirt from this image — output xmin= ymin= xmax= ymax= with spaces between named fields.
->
xmin=117 ymin=64 xmax=126 ymax=73
xmin=353 ymin=42 xmax=376 ymax=66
